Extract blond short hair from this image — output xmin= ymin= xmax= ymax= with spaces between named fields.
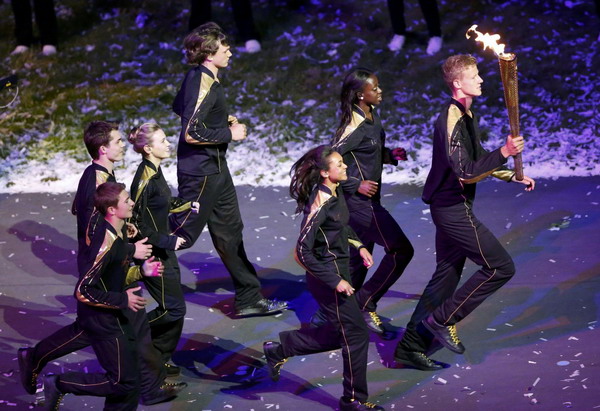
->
xmin=442 ymin=54 xmax=477 ymax=90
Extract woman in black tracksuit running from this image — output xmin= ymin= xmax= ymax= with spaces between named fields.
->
xmin=330 ymin=68 xmax=414 ymax=334
xmin=262 ymin=145 xmax=384 ymax=411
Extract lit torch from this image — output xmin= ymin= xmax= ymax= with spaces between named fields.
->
xmin=466 ymin=24 xmax=524 ymax=181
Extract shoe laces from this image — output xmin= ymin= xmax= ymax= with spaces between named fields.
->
xmin=161 ymin=382 xmax=182 ymax=389
xmin=274 ymin=358 xmax=288 ymax=370
xmin=368 ymin=311 xmax=383 ymax=326
xmin=416 ymin=352 xmax=435 ymax=365
xmin=50 ymin=394 xmax=65 ymax=410
xmin=362 ymin=401 xmax=378 ymax=409
xmin=448 ymin=325 xmax=461 ymax=345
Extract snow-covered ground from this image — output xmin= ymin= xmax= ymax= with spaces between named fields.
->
xmin=0 ymin=0 xmax=598 ymax=193
xmin=1 ymin=113 xmax=598 ymax=194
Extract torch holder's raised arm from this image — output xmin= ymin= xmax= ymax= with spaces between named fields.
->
xmin=498 ymin=53 xmax=524 ymax=181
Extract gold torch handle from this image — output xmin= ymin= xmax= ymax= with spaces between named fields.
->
xmin=498 ymin=54 xmax=524 ymax=181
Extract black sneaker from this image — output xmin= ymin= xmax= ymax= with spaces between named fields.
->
xmin=394 ymin=348 xmax=443 ymax=371
xmin=339 ymin=397 xmax=385 ymax=410
xmin=235 ymin=298 xmax=288 ymax=317
xmin=164 ymin=362 xmax=181 ymax=377
xmin=263 ymin=341 xmax=287 ymax=382
xmin=43 ymin=375 xmax=64 ymax=410
xmin=18 ymin=347 xmax=38 ymax=394
xmin=362 ymin=311 xmax=385 ymax=334
xmin=309 ymin=308 xmax=327 ymax=327
xmin=422 ymin=314 xmax=465 ymax=354
xmin=140 ymin=381 xmax=187 ymax=405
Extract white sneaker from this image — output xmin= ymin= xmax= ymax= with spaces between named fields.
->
xmin=42 ymin=45 xmax=57 ymax=56
xmin=426 ymin=36 xmax=443 ymax=55
xmin=11 ymin=45 xmax=29 ymax=55
xmin=388 ymin=34 xmax=405 ymax=52
xmin=245 ymin=39 xmax=261 ymax=53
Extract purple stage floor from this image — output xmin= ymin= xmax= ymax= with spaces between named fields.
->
xmin=1 ymin=176 xmax=599 ymax=410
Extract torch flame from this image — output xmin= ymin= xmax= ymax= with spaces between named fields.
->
xmin=466 ymin=24 xmax=509 ymax=57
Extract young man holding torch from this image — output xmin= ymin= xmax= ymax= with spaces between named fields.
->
xmin=394 ymin=54 xmax=535 ymax=370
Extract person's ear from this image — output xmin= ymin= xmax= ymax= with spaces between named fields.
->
xmin=320 ymin=169 xmax=329 ymax=179
xmin=143 ymin=145 xmax=152 ymax=155
xmin=107 ymin=205 xmax=116 ymax=216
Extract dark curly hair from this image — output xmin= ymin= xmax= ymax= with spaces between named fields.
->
xmin=289 ymin=145 xmax=335 ymax=215
xmin=183 ymin=22 xmax=229 ymax=65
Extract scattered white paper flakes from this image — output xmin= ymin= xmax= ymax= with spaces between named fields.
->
xmin=421 ymin=209 xmax=430 ymax=215
xmin=435 ymin=377 xmax=447 ymax=385
xmin=568 ymin=336 xmax=579 ymax=341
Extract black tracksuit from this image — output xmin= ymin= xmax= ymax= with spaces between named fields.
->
xmin=170 ymin=64 xmax=264 ymax=310
xmin=72 ymin=162 xmax=166 ymax=396
xmin=130 ymin=159 xmax=191 ymax=362
xmin=72 ymin=163 xmax=116 ymax=273
xmin=398 ymin=99 xmax=516 ymax=353
xmin=27 ymin=220 xmax=141 ymax=410
xmin=279 ymin=184 xmax=370 ymax=403
xmin=332 ymin=105 xmax=414 ymax=313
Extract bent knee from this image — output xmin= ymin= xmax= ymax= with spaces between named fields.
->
xmin=497 ymin=258 xmax=515 ymax=279
xmin=112 ymin=377 xmax=139 ymax=395
xmin=389 ymin=241 xmax=414 ymax=261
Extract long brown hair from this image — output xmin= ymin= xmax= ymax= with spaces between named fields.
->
xmin=289 ymin=145 xmax=334 ymax=214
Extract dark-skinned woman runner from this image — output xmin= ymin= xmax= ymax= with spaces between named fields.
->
xmin=325 ymin=68 xmax=414 ymax=335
